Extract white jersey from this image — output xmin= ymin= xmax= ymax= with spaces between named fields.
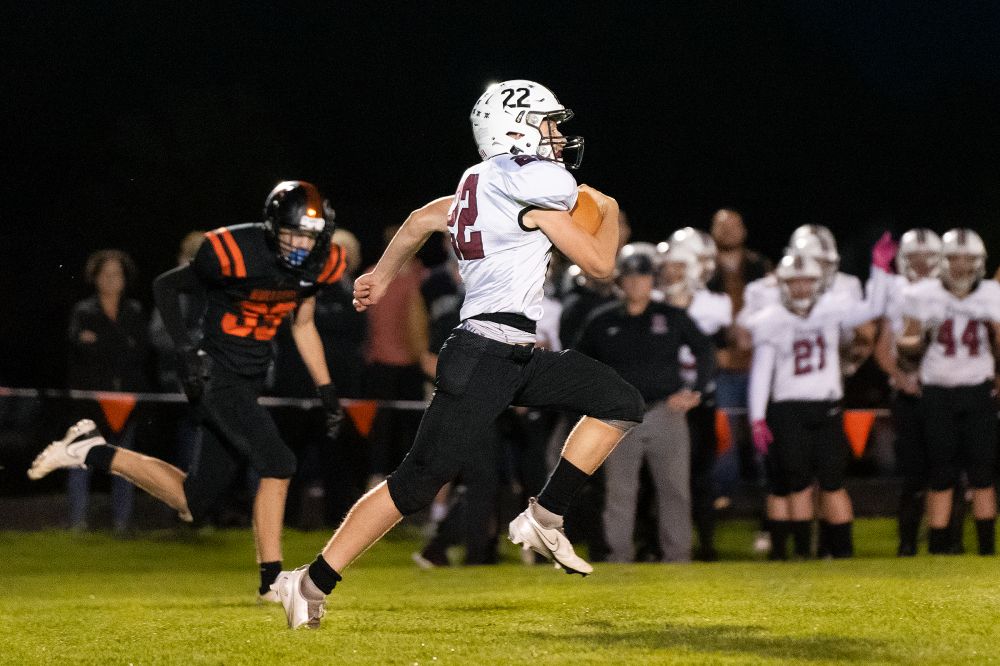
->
xmin=747 ymin=269 xmax=889 ymax=420
xmin=447 ymin=155 xmax=577 ymax=328
xmin=902 ymin=279 xmax=1000 ymax=387
xmin=737 ymin=271 xmax=862 ymax=328
xmin=678 ymin=289 xmax=732 ymax=386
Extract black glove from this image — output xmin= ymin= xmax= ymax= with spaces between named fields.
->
xmin=317 ymin=383 xmax=345 ymax=439
xmin=178 ymin=346 xmax=212 ymax=402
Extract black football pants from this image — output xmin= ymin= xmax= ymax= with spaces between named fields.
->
xmin=184 ymin=365 xmax=297 ymax=522
xmin=387 ymin=329 xmax=645 ymax=516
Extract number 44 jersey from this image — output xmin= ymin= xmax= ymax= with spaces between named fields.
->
xmin=902 ymin=279 xmax=1000 ymax=387
xmin=447 ymin=154 xmax=578 ymax=323
xmin=193 ymin=223 xmax=346 ymax=376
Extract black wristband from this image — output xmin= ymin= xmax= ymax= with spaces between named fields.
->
xmin=317 ymin=383 xmax=338 ymax=407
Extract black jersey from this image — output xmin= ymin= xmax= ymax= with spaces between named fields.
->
xmin=575 ymin=300 xmax=715 ymax=403
xmin=192 ymin=223 xmax=346 ymax=376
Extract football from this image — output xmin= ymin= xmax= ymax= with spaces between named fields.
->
xmin=571 ymin=189 xmax=603 ymax=235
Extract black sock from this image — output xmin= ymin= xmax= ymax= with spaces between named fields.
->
xmin=897 ymin=491 xmax=922 ymax=552
xmin=537 ymin=457 xmax=589 ymax=516
xmin=828 ymin=522 xmax=853 ymax=558
xmin=790 ymin=520 xmax=812 ymax=557
xmin=975 ymin=518 xmax=995 ymax=556
xmin=259 ymin=561 xmax=282 ymax=595
xmin=84 ymin=445 xmax=118 ymax=473
xmin=928 ymin=527 xmax=950 ymax=554
xmin=307 ymin=554 xmax=342 ymax=595
xmin=768 ymin=520 xmax=789 ymax=561
xmin=817 ymin=521 xmax=831 ymax=557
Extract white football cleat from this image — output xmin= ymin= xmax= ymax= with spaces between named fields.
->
xmin=753 ymin=530 xmax=772 ymax=555
xmin=27 ymin=419 xmax=106 ymax=481
xmin=272 ymin=566 xmax=325 ymax=629
xmin=509 ymin=498 xmax=593 ymax=576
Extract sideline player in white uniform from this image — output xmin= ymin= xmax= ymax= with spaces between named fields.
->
xmin=898 ymin=228 xmax=1000 ymax=556
xmin=747 ymin=237 xmax=894 ymax=559
xmin=872 ymin=228 xmax=955 ymax=555
xmin=738 ymin=225 xmax=863 ymax=330
xmin=272 ymin=80 xmax=646 ymax=628
xmin=657 ymin=237 xmax=732 ymax=559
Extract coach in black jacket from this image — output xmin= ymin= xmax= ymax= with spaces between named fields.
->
xmin=576 ymin=248 xmax=715 ymax=562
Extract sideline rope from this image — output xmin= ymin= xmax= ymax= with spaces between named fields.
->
xmin=0 ymin=385 xmax=891 ymax=416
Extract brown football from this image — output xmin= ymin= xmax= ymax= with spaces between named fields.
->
xmin=570 ymin=189 xmax=602 ymax=235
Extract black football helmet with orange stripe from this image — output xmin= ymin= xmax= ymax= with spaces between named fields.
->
xmin=263 ymin=181 xmax=336 ymax=273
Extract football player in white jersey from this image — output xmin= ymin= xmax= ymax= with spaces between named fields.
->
xmin=656 ymin=237 xmax=732 ymax=560
xmin=273 ymin=80 xmax=646 ymax=628
xmin=738 ymin=224 xmax=863 ymax=331
xmin=747 ymin=237 xmax=894 ymax=560
xmin=872 ymin=228 xmax=953 ymax=555
xmin=898 ymin=228 xmax=1000 ymax=556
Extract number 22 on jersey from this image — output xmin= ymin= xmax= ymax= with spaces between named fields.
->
xmin=447 ymin=174 xmax=485 ymax=260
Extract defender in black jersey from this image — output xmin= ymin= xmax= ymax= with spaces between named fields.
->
xmin=28 ymin=181 xmax=347 ymax=600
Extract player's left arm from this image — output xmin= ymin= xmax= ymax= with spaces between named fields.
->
xmin=528 ymin=186 xmax=620 ymax=279
xmin=987 ymin=320 xmax=1000 ymax=393
xmin=290 ymin=296 xmax=333 ymax=387
xmin=353 ymin=196 xmax=451 ymax=312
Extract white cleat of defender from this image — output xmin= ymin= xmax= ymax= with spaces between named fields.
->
xmin=27 ymin=419 xmax=106 ymax=480
xmin=272 ymin=566 xmax=326 ymax=629
xmin=508 ymin=498 xmax=593 ymax=576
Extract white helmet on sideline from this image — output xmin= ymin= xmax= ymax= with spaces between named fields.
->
xmin=668 ymin=227 xmax=717 ymax=284
xmin=776 ymin=254 xmax=824 ymax=315
xmin=655 ymin=240 xmax=702 ymax=297
xmin=940 ymin=228 xmax=986 ymax=295
xmin=896 ymin=228 xmax=942 ymax=281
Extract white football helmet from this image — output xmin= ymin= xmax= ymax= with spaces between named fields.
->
xmin=776 ymin=254 xmax=824 ymax=315
xmin=895 ymin=228 xmax=942 ymax=281
xmin=940 ymin=228 xmax=986 ymax=295
xmin=789 ymin=224 xmax=838 ymax=253
xmin=667 ymin=227 xmax=717 ymax=284
xmin=470 ymin=80 xmax=584 ymax=168
xmin=655 ymin=240 xmax=701 ymax=297
xmin=785 ymin=231 xmax=839 ymax=290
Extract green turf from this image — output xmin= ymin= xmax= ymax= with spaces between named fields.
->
xmin=2 ymin=520 xmax=998 ymax=665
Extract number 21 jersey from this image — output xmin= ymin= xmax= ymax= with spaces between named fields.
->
xmin=447 ymin=155 xmax=578 ymax=323
xmin=748 ymin=291 xmax=855 ymax=402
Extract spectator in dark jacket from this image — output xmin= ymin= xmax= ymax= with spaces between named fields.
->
xmin=705 ymin=209 xmax=772 ymax=501
xmin=66 ymin=249 xmax=149 ymax=532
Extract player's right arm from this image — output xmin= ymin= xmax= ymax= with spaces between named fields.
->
xmin=527 ymin=186 xmax=619 ymax=279
xmin=353 ymin=196 xmax=451 ymax=312
xmin=152 ymin=264 xmax=204 ymax=351
xmin=895 ymin=316 xmax=927 ymax=365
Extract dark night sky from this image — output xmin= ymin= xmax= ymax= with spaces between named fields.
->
xmin=3 ymin=2 xmax=1000 ymax=386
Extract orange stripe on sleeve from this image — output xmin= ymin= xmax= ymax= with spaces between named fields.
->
xmin=220 ymin=229 xmax=247 ymax=278
xmin=319 ymin=245 xmax=344 ymax=283
xmin=204 ymin=231 xmax=231 ymax=277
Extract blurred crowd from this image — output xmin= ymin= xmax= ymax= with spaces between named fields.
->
xmin=20 ymin=208 xmax=1000 ymax=561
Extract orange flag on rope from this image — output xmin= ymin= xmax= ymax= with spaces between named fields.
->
xmin=345 ymin=400 xmax=378 ymax=438
xmin=714 ymin=409 xmax=732 ymax=455
xmin=98 ymin=395 xmax=137 ymax=434
xmin=842 ymin=410 xmax=876 ymax=459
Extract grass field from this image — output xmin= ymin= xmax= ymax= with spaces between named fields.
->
xmin=2 ymin=519 xmax=999 ymax=665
